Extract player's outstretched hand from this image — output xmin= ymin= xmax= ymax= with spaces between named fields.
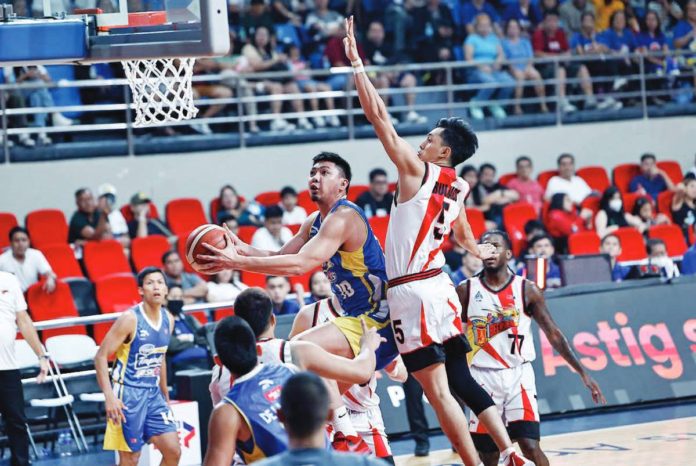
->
xmin=197 ymin=238 xmax=242 ymax=275
xmin=582 ymin=373 xmax=606 ymax=405
xmin=105 ymin=396 xmax=127 ymax=426
xmin=359 ymin=317 xmax=385 ymax=353
xmin=476 ymin=243 xmax=498 ymax=260
xmin=343 ymin=16 xmax=361 ymax=63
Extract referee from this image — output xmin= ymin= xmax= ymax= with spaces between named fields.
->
xmin=0 ymin=271 xmax=49 ymax=466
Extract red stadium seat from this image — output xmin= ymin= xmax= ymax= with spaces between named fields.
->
xmin=656 ymin=160 xmax=683 ymax=185
xmin=131 ymin=236 xmax=171 ymax=272
xmin=166 ymin=198 xmax=207 ymax=236
xmin=568 ymin=231 xmax=601 ymax=255
xmin=215 ymin=307 xmax=235 ymax=321
xmin=657 ymin=190 xmax=675 ymax=222
xmin=287 ymin=224 xmax=302 ymax=235
xmin=237 ymin=225 xmax=258 ymax=245
xmin=537 ymin=170 xmax=559 ymax=190
xmin=368 ymin=215 xmax=389 ymax=249
xmin=119 ymin=202 xmax=160 ymax=223
xmin=612 ymin=163 xmax=641 ymax=194
xmin=240 ymin=271 xmax=267 ymax=288
xmin=498 ymin=173 xmax=516 ymax=186
xmin=623 ymin=193 xmax=652 ymax=215
xmin=0 ymin=212 xmax=18 ymax=250
xmin=254 ymin=191 xmax=282 ymax=207
xmin=83 ymin=240 xmax=132 ymax=281
xmin=297 ymin=190 xmax=318 ymax=214
xmin=347 ymin=185 xmax=370 ymax=203
xmin=42 ymin=244 xmax=84 ymax=279
xmin=614 ymin=227 xmax=647 ymax=262
xmin=648 ymin=224 xmax=688 ymax=257
xmin=580 ymin=196 xmax=601 ymax=215
xmin=503 ymin=203 xmax=538 ymax=257
xmin=26 ymin=209 xmax=69 ymax=248
xmin=94 ymin=274 xmax=141 ymax=343
xmin=26 ymin=281 xmax=87 ymax=341
xmin=388 ymin=182 xmax=397 ymax=193
xmin=467 ymin=208 xmax=486 ymax=239
xmin=577 ymin=166 xmax=611 ymax=192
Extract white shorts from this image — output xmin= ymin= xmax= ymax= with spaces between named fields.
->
xmin=348 ymin=406 xmax=391 ymax=458
xmin=468 ymin=363 xmax=540 ymax=446
xmin=387 ymin=271 xmax=468 ymax=372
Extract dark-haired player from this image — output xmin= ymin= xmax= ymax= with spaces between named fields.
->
xmin=204 ymin=315 xmax=382 ymax=466
xmin=95 ymin=267 xmax=181 ymax=466
xmin=457 ymin=231 xmax=605 ymax=466
xmin=344 ymin=15 xmax=533 ymax=466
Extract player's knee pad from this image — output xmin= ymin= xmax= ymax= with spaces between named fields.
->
xmin=444 ymin=354 xmax=494 ymax=416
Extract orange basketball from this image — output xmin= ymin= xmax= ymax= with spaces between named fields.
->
xmin=185 ymin=224 xmax=227 ymax=273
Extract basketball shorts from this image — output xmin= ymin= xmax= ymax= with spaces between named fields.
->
xmin=387 ymin=271 xmax=469 ymax=373
xmin=103 ymin=384 xmax=178 ymax=452
xmin=349 ymin=406 xmax=392 ymax=458
xmin=469 ymin=363 xmax=540 ymax=452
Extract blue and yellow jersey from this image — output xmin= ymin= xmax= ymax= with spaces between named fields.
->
xmin=223 ymin=364 xmax=292 ymax=463
xmin=310 ymin=199 xmax=388 ymax=323
xmin=111 ymin=304 xmax=170 ymax=389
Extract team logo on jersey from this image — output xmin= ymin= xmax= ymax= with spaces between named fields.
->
xmin=139 ymin=329 xmax=150 ymax=339
xmin=468 ymin=305 xmax=519 ymax=347
xmin=263 ymin=385 xmax=282 ymax=403
xmin=474 ymin=291 xmax=483 ymax=302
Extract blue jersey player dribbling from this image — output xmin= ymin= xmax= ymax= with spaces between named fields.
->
xmin=94 ymin=267 xmax=181 ymax=466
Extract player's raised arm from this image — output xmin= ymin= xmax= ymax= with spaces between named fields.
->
xmin=525 ymin=281 xmax=607 ymax=405
xmin=344 ymin=16 xmax=423 ymax=181
xmin=203 ymin=404 xmax=242 ymax=466
xmin=452 ymin=207 xmax=497 ymax=260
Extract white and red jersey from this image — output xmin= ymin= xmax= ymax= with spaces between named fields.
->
xmin=464 ymin=274 xmax=535 ymax=369
xmin=386 ymin=163 xmax=470 ymax=278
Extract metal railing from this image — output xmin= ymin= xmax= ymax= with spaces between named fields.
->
xmin=1 ymin=50 xmax=694 ymax=162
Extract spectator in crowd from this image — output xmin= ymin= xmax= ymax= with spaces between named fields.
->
xmin=672 ymin=0 xmax=696 ymax=87
xmin=241 ymin=0 xmax=275 ymax=39
xmin=671 ymin=177 xmax=696 ymax=242
xmin=458 ymin=0 xmax=502 ymax=36
xmin=593 ymin=0 xmax=625 ymax=31
xmin=465 ymin=13 xmax=516 ymax=120
xmin=216 ymin=185 xmax=263 ymax=226
xmin=646 ymin=238 xmax=680 ymax=278
xmin=459 ymin=164 xmax=479 ymax=208
xmin=219 ymin=213 xmax=240 ymax=234
xmin=0 ymin=227 xmax=56 ymax=293
xmin=270 ymin=0 xmax=305 ymax=25
xmin=519 ymin=219 xmax=548 ymax=259
xmin=364 ymin=21 xmax=428 ymax=125
xmin=412 ymin=0 xmax=458 ymax=63
xmin=560 ymin=0 xmax=596 ymax=34
xmin=472 ymin=163 xmax=520 ymax=229
xmin=189 ymin=59 xmax=234 ymax=135
xmin=299 ymin=270 xmax=333 ymax=305
xmin=541 ymin=0 xmax=561 ymax=16
xmin=266 ymin=275 xmax=301 ymax=315
xmin=503 ymin=0 xmax=544 ymax=34
xmin=631 ymin=196 xmax=670 ymax=232
xmin=546 ymin=192 xmax=592 ymax=239
xmin=305 ymin=0 xmax=343 ymax=43
xmin=502 ymin=19 xmax=549 ymax=115
xmin=323 ymin=20 xmax=366 ymax=91
xmin=68 ymin=188 xmax=111 ymax=244
xmin=533 ymin=11 xmax=599 ymax=113
xmin=127 ymin=192 xmax=171 ymax=239
xmin=355 ymin=168 xmax=393 ymax=218
xmin=242 ymin=26 xmax=313 ymax=132
xmin=166 ymin=285 xmax=210 ymax=372
xmin=449 ymin=251 xmax=483 ymax=285
xmin=600 ymin=233 xmax=633 ymax=281
xmin=1 ymin=82 xmax=35 ymax=147
xmin=279 ymin=186 xmax=308 ymax=225
xmin=206 ymin=268 xmax=248 ymax=303
xmin=286 ymin=44 xmax=342 ymax=128
xmin=599 ymin=10 xmax=639 ymax=98
xmin=254 ymin=372 xmax=387 ymax=466
xmin=97 ymin=183 xmax=130 ymax=248
xmin=162 ymin=251 xmax=208 ymax=304
xmin=251 ymin=205 xmax=293 ymax=251
xmin=594 ymin=187 xmax=643 ymax=237
xmin=629 ymin=153 xmax=675 ymax=200
xmin=545 ymin=153 xmax=593 ymax=204
xmin=520 ymin=234 xmax=563 ymax=288
xmin=638 ymin=10 xmax=672 ymax=105
xmin=507 ymin=155 xmax=545 ymax=213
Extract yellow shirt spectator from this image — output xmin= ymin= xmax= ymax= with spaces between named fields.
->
xmin=593 ymin=0 xmax=624 ymax=31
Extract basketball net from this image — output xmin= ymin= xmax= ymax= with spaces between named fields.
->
xmin=121 ymin=58 xmax=199 ymax=126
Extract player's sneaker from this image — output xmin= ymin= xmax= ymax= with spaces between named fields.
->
xmin=331 ymin=432 xmax=371 ymax=454
xmin=503 ymin=451 xmax=535 ymax=466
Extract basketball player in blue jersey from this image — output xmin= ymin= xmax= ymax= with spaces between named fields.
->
xmin=94 ymin=267 xmax=181 ymax=466
xmin=204 ymin=314 xmax=383 ymax=466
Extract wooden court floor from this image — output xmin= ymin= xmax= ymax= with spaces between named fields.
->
xmin=395 ymin=417 xmax=695 ymax=466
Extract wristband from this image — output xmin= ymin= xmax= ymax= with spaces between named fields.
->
xmin=353 ymin=65 xmax=365 ymax=74
xmin=351 ymin=59 xmax=363 ymax=67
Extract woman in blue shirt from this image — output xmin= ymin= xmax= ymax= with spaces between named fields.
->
xmin=464 ymin=13 xmax=516 ymax=119
xmin=637 ymin=10 xmax=671 ymax=105
xmin=502 ymin=18 xmax=549 ymax=114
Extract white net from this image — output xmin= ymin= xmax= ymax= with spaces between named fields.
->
xmin=122 ymin=57 xmax=199 ymax=127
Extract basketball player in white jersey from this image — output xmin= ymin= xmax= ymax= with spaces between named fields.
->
xmin=344 ymin=16 xmax=534 ymax=466
xmin=458 ymin=231 xmax=606 ymax=466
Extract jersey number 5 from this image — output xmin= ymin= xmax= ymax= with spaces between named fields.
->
xmin=433 ymin=200 xmax=452 ymax=241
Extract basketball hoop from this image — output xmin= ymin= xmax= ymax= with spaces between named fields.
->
xmin=122 ymin=57 xmax=199 ymax=127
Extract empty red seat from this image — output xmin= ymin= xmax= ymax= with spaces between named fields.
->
xmin=83 ymin=240 xmax=132 ymax=281
xmin=614 ymin=227 xmax=647 ymax=262
xmin=94 ymin=274 xmax=141 ymax=343
xmin=648 ymin=224 xmax=688 ymax=257
xmin=120 ymin=202 xmax=160 ymax=223
xmin=612 ymin=163 xmax=641 ymax=194
xmin=215 ymin=307 xmax=235 ymax=321
xmin=131 ymin=236 xmax=171 ymax=272
xmin=297 ymin=190 xmax=318 ymax=214
xmin=568 ymin=231 xmax=601 ymax=255
xmin=498 ymin=173 xmax=516 ymax=186
xmin=368 ymin=216 xmax=389 ymax=249
xmin=656 ymin=160 xmax=683 ymax=185
xmin=254 ymin=191 xmax=282 ymax=207
xmin=577 ymin=166 xmax=610 ymax=192
xmin=388 ymin=182 xmax=397 ymax=193
xmin=26 ymin=209 xmax=69 ymax=248
xmin=237 ymin=225 xmax=258 ymax=245
xmin=657 ymin=190 xmax=675 ymax=222
xmin=287 ymin=224 xmax=302 ymax=235
xmin=166 ymin=198 xmax=207 ymax=236
xmin=503 ymin=203 xmax=538 ymax=257
xmin=537 ymin=170 xmax=559 ymax=190
xmin=347 ymin=185 xmax=370 ymax=203
xmin=26 ymin=281 xmax=86 ymax=341
xmin=42 ymin=244 xmax=84 ymax=279
xmin=240 ymin=271 xmax=267 ymax=288
xmin=0 ymin=212 xmax=18 ymax=250
xmin=467 ymin=208 xmax=486 ymax=239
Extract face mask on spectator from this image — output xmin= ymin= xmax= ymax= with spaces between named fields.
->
xmin=609 ymin=199 xmax=623 ymax=212
xmin=168 ymin=300 xmax=184 ymax=316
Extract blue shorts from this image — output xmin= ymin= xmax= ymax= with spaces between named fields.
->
xmin=103 ymin=385 xmax=177 ymax=452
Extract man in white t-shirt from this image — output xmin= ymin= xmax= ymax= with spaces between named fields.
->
xmin=97 ymin=183 xmax=131 ymax=248
xmin=544 ymin=153 xmax=592 ymax=205
xmin=251 ymin=205 xmax=293 ymax=252
xmin=0 ymin=227 xmax=56 ymax=292
xmin=0 ymin=271 xmax=49 ymax=466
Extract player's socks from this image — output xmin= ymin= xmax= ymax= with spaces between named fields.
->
xmin=501 ymin=449 xmax=534 ymax=466
xmin=331 ymin=406 xmax=358 ymax=437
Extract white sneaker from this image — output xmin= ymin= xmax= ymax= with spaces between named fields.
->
xmin=585 ymin=95 xmax=598 ymax=109
xmin=18 ymin=134 xmax=35 ymax=147
xmin=37 ymin=133 xmax=52 ymax=145
xmin=311 ymin=116 xmax=326 ymax=128
xmin=561 ymin=100 xmax=577 ymax=113
xmin=596 ymin=97 xmax=616 ymax=110
xmin=490 ymin=105 xmax=507 ymax=119
xmin=52 ymin=112 xmax=73 ymax=126
xmin=405 ymin=110 xmax=427 ymax=124
xmin=612 ymin=77 xmax=628 ymax=91
xmin=190 ymin=122 xmax=213 ymax=135
xmin=270 ymin=118 xmax=295 ymax=132
xmin=297 ymin=117 xmax=314 ymax=130
xmin=469 ymin=106 xmax=485 ymax=120
xmin=326 ymin=115 xmax=341 ymax=127
xmin=3 ymin=138 xmax=14 ymax=148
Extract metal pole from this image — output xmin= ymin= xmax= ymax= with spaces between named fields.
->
xmin=554 ymin=60 xmax=562 ymax=127
xmin=347 ymin=75 xmax=355 ymax=141
xmin=1 ymin=88 xmax=9 ymax=164
xmin=123 ymin=84 xmax=135 ymax=157
xmin=236 ymin=78 xmax=246 ymax=149
xmin=639 ymin=54 xmax=648 ymax=120
xmin=446 ymin=65 xmax=454 ymax=118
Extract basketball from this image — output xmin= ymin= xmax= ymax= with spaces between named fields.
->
xmin=185 ymin=224 xmax=228 ymax=273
